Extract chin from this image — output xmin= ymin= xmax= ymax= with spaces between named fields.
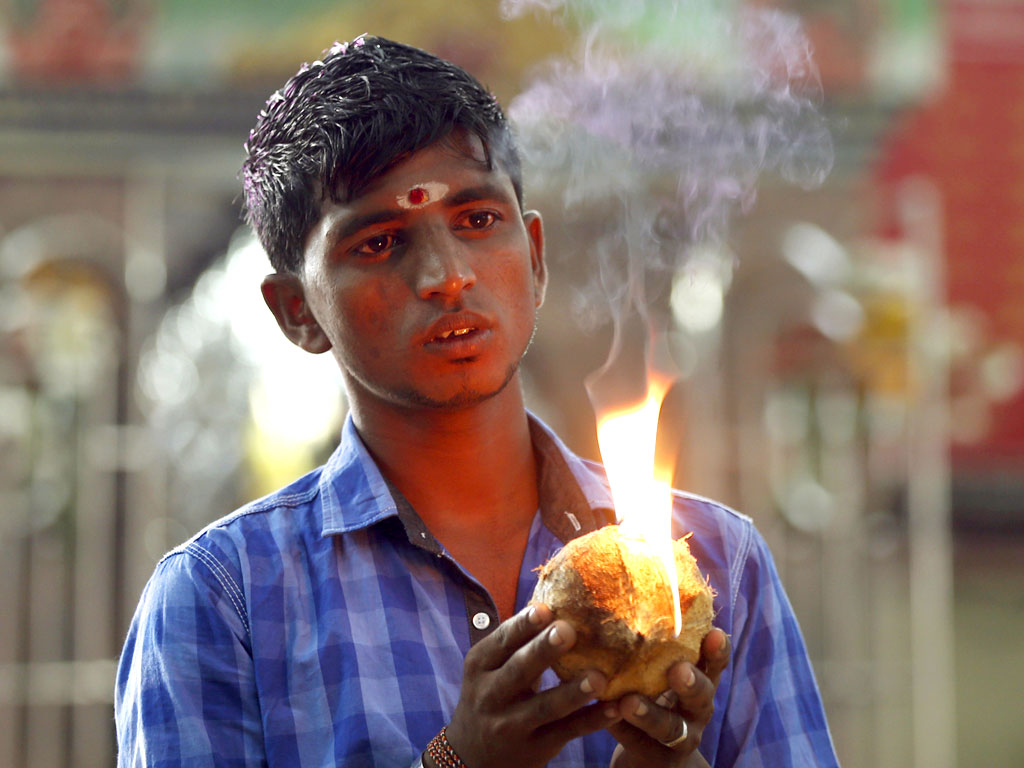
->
xmin=406 ymin=384 xmax=503 ymax=410
xmin=405 ymin=362 xmax=520 ymax=410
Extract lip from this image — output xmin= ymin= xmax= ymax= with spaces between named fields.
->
xmin=421 ymin=311 xmax=493 ymax=355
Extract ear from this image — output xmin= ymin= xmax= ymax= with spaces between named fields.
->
xmin=260 ymin=273 xmax=332 ymax=354
xmin=522 ymin=210 xmax=547 ymax=308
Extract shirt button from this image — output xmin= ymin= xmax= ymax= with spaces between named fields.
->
xmin=472 ymin=612 xmax=491 ymax=630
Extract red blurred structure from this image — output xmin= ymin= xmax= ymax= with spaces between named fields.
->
xmin=6 ymin=0 xmax=148 ymax=85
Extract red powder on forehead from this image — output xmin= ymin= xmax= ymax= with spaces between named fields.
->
xmin=407 ymin=187 xmax=427 ymax=205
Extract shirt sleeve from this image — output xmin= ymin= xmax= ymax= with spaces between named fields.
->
xmin=714 ymin=525 xmax=840 ymax=767
xmin=115 ymin=547 xmax=265 ymax=767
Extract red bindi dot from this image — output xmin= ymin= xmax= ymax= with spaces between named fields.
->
xmin=407 ymin=187 xmax=428 ymax=205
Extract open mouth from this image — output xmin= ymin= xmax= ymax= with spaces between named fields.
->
xmin=434 ymin=327 xmax=477 ymax=341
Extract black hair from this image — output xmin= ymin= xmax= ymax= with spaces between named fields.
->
xmin=241 ymin=35 xmax=523 ymax=274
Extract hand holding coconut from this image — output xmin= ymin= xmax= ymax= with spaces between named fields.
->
xmin=532 ymin=524 xmax=730 ymax=765
xmin=607 ymin=627 xmax=731 ymax=767
xmin=433 ymin=525 xmax=730 ymax=767
xmin=438 ymin=603 xmax=623 ymax=768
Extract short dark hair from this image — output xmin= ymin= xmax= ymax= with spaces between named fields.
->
xmin=241 ymin=35 xmax=523 ymax=274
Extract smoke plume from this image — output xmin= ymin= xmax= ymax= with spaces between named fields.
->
xmin=505 ymin=0 xmax=834 ymax=410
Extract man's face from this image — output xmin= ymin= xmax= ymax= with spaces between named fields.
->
xmin=285 ymin=132 xmax=546 ymax=412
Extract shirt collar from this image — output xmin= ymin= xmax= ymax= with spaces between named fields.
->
xmin=527 ymin=415 xmax=616 ymax=542
xmin=319 ymin=412 xmax=615 ymax=542
xmin=319 ymin=416 xmax=398 ymax=537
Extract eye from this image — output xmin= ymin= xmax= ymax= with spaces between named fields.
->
xmin=353 ymin=232 xmax=400 ymax=257
xmin=457 ymin=210 xmax=499 ymax=231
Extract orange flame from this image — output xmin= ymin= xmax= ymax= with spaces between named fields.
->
xmin=595 ymin=373 xmax=681 ymax=636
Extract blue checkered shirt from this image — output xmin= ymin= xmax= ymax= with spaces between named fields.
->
xmin=116 ymin=414 xmax=838 ymax=767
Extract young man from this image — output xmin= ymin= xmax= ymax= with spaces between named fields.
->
xmin=115 ymin=36 xmax=839 ymax=767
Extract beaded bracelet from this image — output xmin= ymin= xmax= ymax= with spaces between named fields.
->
xmin=425 ymin=726 xmax=468 ymax=768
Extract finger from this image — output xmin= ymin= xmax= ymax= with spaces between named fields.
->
xmin=668 ymin=662 xmax=715 ymax=723
xmin=513 ymin=669 xmax=611 ymax=732
xmin=465 ymin=603 xmax=553 ymax=672
xmin=654 ymin=690 xmax=679 ymax=709
xmin=697 ymin=628 xmax=731 ymax=686
xmin=490 ymin=618 xmax=579 ymax=694
xmin=617 ymin=693 xmax=691 ymax=750
xmin=535 ymin=697 xmax=622 ymax=755
xmin=606 ymin=720 xmax=677 ymax=765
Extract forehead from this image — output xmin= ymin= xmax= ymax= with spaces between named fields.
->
xmin=351 ymin=131 xmax=498 ymax=201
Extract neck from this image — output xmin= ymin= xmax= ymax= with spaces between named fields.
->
xmin=350 ymin=378 xmax=540 ymax=621
xmin=349 ymin=378 xmax=538 ymax=531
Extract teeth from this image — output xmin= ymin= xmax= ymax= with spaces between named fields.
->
xmin=439 ymin=327 xmax=473 ymax=340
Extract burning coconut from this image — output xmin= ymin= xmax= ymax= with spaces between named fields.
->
xmin=532 ymin=524 xmax=714 ymax=701
xmin=533 ymin=361 xmax=715 ymax=700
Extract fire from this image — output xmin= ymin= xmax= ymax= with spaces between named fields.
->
xmin=595 ymin=374 xmax=681 ymax=636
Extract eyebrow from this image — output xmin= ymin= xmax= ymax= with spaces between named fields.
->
xmin=325 ymin=209 xmax=403 ymax=249
xmin=444 ymin=183 xmax=514 ymax=208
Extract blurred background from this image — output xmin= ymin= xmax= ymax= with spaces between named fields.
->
xmin=1 ymin=0 xmax=1022 ymax=766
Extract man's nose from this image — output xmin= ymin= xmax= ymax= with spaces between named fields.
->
xmin=414 ymin=230 xmax=476 ymax=299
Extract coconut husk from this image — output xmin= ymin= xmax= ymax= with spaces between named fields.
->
xmin=531 ymin=523 xmax=714 ymax=701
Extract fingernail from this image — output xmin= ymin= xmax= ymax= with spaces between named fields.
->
xmin=712 ymin=630 xmax=726 ymax=653
xmin=719 ymin=633 xmax=731 ymax=657
xmin=580 ymin=676 xmax=594 ymax=694
xmin=548 ymin=625 xmax=563 ymax=646
xmin=604 ymin=705 xmax=619 ymax=719
xmin=683 ymin=665 xmax=696 ymax=688
xmin=527 ymin=606 xmax=541 ymax=625
xmin=633 ymin=699 xmax=648 ymax=716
